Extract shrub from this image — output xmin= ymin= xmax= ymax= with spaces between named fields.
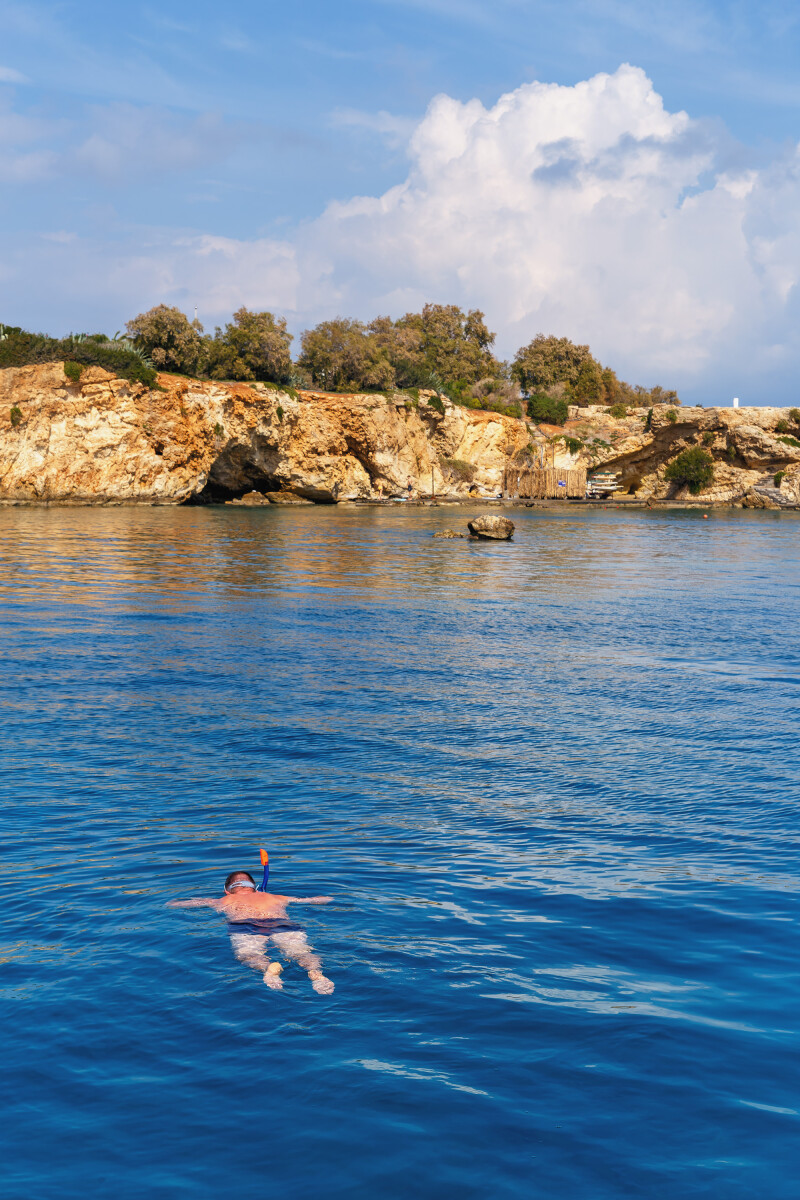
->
xmin=427 ymin=393 xmax=445 ymax=415
xmin=790 ymin=408 xmax=800 ymax=423
xmin=276 ymin=405 xmax=284 ymax=424
xmin=776 ymin=419 xmax=789 ymax=433
xmin=443 ymin=457 xmax=476 ymax=482
xmin=0 ymin=327 xmax=157 ymax=388
xmin=645 ymin=408 xmax=653 ymax=431
xmin=213 ymin=422 xmax=224 ymax=437
xmin=64 ymin=360 xmax=84 ymax=383
xmin=10 ymin=405 xmax=22 ymax=427
xmin=126 ymin=305 xmax=205 ymax=376
xmin=527 ymin=392 xmax=568 ymax=425
xmin=664 ymin=447 xmax=714 ymax=494
xmin=470 ymin=375 xmax=522 ymax=411
xmin=609 ymin=403 xmax=628 ymax=419
xmin=564 ymin=436 xmax=583 ymax=454
xmin=261 ymin=380 xmax=298 ymax=400
xmin=702 ymin=431 xmax=716 ymax=445
xmin=665 ymin=409 xmax=678 ymax=423
xmin=777 ymin=434 xmax=800 ymax=448
xmin=774 ymin=470 xmax=785 ymax=487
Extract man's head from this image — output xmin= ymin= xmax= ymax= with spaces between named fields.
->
xmin=224 ymin=871 xmax=257 ymax=895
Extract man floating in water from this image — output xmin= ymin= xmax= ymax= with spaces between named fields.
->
xmin=168 ymin=869 xmax=335 ymax=994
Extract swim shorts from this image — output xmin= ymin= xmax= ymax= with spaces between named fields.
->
xmin=227 ymin=919 xmax=304 ymax=937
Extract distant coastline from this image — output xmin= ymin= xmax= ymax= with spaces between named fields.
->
xmin=1 ymin=361 xmax=799 ymax=510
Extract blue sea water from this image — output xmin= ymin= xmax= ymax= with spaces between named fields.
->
xmin=1 ymin=504 xmax=798 ymax=1200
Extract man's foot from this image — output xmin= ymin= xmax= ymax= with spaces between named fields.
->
xmin=264 ymin=962 xmax=283 ymax=990
xmin=309 ymin=969 xmax=334 ymax=995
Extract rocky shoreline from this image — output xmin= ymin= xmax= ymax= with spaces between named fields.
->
xmin=1 ymin=362 xmax=799 ymax=509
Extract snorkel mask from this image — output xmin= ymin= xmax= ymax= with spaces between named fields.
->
xmin=225 ymin=878 xmax=256 ymax=894
xmin=224 ymin=849 xmax=269 ymax=894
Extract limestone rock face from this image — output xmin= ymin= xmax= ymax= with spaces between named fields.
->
xmin=741 ymin=490 xmax=781 ymax=509
xmin=467 ymin=514 xmax=515 ymax=539
xmin=0 ymin=366 xmax=528 ymax=505
xmin=2 ymin=364 xmax=800 ymax=508
xmin=564 ymin=403 xmax=800 ymax=502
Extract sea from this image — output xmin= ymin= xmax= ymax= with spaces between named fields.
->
xmin=1 ymin=503 xmax=798 ymax=1200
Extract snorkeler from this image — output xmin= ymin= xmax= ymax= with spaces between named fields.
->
xmin=168 ymin=869 xmax=335 ymax=995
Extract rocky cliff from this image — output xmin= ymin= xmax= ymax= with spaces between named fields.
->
xmin=0 ymin=363 xmax=527 ymax=504
xmin=561 ymin=403 xmax=800 ymax=506
xmin=1 ymin=362 xmax=799 ymax=506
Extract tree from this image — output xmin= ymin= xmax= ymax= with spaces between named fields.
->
xmin=512 ymin=333 xmax=681 ymax=408
xmin=572 ymin=359 xmax=606 ymax=406
xmin=367 ymin=315 xmax=426 ymax=387
xmin=298 ymin=318 xmax=395 ymax=392
xmin=125 ymin=305 xmax=205 ymax=375
xmin=395 ymin=303 xmax=500 ymax=386
xmin=664 ymin=447 xmax=714 ymax=495
xmin=206 ymin=308 xmax=293 ymax=383
xmin=648 ymin=385 xmax=680 ymax=406
xmin=512 ymin=335 xmax=597 ymax=394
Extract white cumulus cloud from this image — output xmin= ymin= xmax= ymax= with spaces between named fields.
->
xmin=6 ymin=64 xmax=800 ymax=402
xmin=292 ymin=64 xmax=796 ymax=398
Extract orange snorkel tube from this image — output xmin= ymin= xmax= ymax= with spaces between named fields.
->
xmin=258 ymin=847 xmax=269 ymax=891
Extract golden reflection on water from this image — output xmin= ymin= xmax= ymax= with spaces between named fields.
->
xmin=0 ymin=503 xmax=794 ymax=618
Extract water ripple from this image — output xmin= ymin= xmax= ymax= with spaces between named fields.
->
xmin=0 ymin=505 xmax=798 ymax=1199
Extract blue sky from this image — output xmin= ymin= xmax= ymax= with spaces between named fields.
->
xmin=3 ymin=1 xmax=800 ymax=402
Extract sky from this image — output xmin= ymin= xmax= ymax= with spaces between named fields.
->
xmin=2 ymin=0 xmax=800 ymax=403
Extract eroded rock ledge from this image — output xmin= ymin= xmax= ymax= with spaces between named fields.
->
xmin=0 ymin=364 xmax=527 ymax=505
xmin=1 ymin=363 xmax=799 ymax=507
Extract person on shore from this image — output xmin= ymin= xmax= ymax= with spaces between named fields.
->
xmin=168 ymin=871 xmax=335 ymax=994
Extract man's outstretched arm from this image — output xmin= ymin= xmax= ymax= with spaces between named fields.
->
xmin=285 ymin=896 xmax=333 ymax=905
xmin=166 ymin=897 xmax=220 ymax=909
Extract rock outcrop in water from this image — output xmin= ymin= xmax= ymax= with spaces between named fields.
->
xmin=467 ymin=515 xmax=515 ymax=539
xmin=1 ymin=361 xmax=799 ymax=506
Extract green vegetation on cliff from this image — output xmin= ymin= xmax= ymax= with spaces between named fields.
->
xmin=2 ymin=302 xmax=680 ymax=420
xmin=0 ymin=326 xmax=157 ymax=388
xmin=664 ymin=447 xmax=714 ymax=495
xmin=511 ymin=334 xmax=679 ymax=409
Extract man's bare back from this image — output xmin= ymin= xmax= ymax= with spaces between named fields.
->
xmin=168 ymin=871 xmax=335 ymax=994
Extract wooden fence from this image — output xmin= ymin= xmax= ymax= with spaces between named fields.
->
xmin=503 ymin=467 xmax=587 ymax=499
